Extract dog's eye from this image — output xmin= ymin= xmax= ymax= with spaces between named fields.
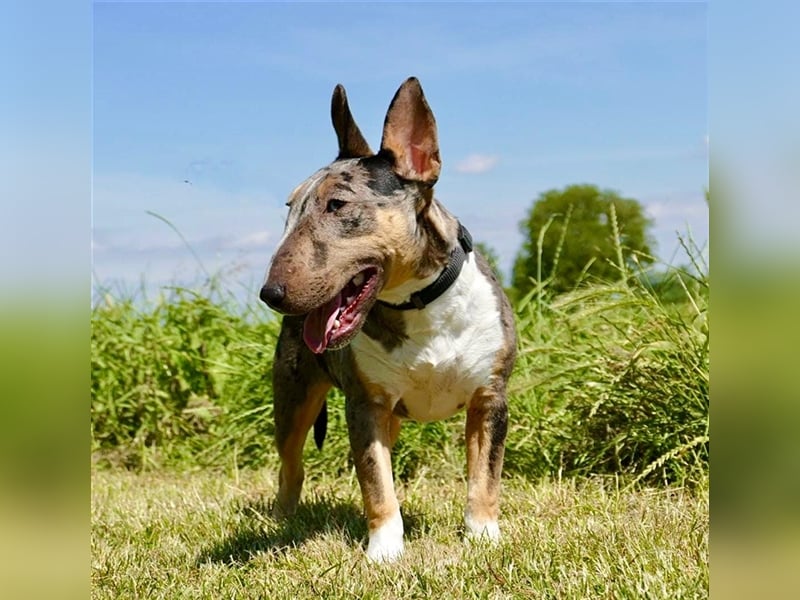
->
xmin=326 ymin=198 xmax=346 ymax=213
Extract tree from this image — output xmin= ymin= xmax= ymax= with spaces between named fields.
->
xmin=512 ymin=184 xmax=654 ymax=296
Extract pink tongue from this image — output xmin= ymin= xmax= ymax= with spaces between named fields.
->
xmin=303 ymin=293 xmax=342 ymax=354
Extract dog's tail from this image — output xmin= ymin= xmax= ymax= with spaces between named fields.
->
xmin=313 ymin=400 xmax=328 ymax=450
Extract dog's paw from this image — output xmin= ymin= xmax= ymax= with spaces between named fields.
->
xmin=366 ymin=510 xmax=404 ymax=563
xmin=464 ymin=515 xmax=501 ymax=545
xmin=270 ymin=498 xmax=297 ymax=520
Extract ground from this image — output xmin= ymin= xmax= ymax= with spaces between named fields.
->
xmin=92 ymin=467 xmax=708 ymax=599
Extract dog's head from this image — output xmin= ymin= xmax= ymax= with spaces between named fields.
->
xmin=260 ymin=78 xmax=456 ymax=354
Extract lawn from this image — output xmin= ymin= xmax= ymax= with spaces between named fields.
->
xmin=91 ymin=467 xmax=707 ymax=599
xmin=91 ymin=239 xmax=708 ymax=598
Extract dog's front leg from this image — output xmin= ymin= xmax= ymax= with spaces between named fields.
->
xmin=272 ymin=318 xmax=332 ymax=517
xmin=464 ymin=385 xmax=509 ymax=542
xmin=345 ymin=396 xmax=404 ymax=562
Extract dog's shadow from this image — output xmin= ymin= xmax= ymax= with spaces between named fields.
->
xmin=196 ymin=495 xmax=423 ymax=566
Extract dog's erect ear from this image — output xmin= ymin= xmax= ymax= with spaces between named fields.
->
xmin=380 ymin=77 xmax=441 ymax=185
xmin=331 ymin=84 xmax=373 ymax=159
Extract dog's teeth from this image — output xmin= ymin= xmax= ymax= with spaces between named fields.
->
xmin=333 ymin=319 xmax=341 ymax=330
xmin=352 ymin=273 xmax=365 ymax=287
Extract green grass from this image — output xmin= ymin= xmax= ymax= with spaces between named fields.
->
xmin=91 ymin=234 xmax=709 ymax=596
xmin=91 ymin=468 xmax=708 ymax=599
xmin=91 ymin=284 xmax=281 ymax=471
xmin=91 ymin=254 xmax=708 ymax=486
xmin=507 ymin=277 xmax=708 ymax=486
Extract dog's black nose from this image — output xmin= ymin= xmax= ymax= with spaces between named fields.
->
xmin=260 ymin=283 xmax=285 ymax=308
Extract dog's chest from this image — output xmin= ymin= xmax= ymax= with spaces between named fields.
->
xmin=351 ymin=257 xmax=505 ymax=422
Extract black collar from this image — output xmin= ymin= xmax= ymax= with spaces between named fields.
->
xmin=378 ymin=222 xmax=473 ymax=311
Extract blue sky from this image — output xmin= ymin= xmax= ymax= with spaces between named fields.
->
xmin=91 ymin=1 xmax=708 ymax=300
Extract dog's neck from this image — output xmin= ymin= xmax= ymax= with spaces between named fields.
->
xmin=377 ymin=222 xmax=472 ymax=310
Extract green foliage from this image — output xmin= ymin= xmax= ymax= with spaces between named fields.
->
xmin=639 ymin=264 xmax=705 ymax=305
xmin=506 ymin=230 xmax=708 ymax=486
xmin=92 ymin=232 xmax=708 ymax=487
xmin=512 ymin=184 xmax=655 ymax=296
xmin=91 ymin=284 xmax=279 ymax=470
xmin=508 ymin=282 xmax=708 ymax=486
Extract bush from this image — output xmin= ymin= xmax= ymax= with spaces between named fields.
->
xmin=507 ymin=273 xmax=708 ymax=486
xmin=91 ymin=285 xmax=279 ymax=469
xmin=92 ymin=252 xmax=708 ymax=487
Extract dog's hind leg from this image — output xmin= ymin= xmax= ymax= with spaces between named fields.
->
xmin=464 ymin=384 xmax=509 ymax=542
xmin=271 ymin=317 xmax=332 ymax=517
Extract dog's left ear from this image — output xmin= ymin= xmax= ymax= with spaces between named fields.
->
xmin=380 ymin=77 xmax=441 ymax=185
xmin=331 ymin=84 xmax=373 ymax=159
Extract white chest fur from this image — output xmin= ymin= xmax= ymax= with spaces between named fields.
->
xmin=351 ymin=255 xmax=505 ymax=422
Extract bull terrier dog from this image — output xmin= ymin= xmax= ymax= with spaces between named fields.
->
xmin=260 ymin=77 xmax=516 ymax=562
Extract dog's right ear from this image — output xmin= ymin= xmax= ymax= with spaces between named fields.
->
xmin=331 ymin=84 xmax=373 ymax=159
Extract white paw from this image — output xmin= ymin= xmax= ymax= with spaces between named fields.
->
xmin=464 ymin=514 xmax=500 ymax=544
xmin=366 ymin=510 xmax=404 ymax=563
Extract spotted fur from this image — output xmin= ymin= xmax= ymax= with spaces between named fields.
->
xmin=260 ymin=78 xmax=516 ymax=562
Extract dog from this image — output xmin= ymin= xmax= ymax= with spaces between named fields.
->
xmin=259 ymin=77 xmax=516 ymax=562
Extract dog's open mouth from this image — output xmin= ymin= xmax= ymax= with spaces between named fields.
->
xmin=303 ymin=267 xmax=380 ymax=354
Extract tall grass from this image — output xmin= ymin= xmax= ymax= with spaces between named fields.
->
xmin=508 ymin=274 xmax=708 ymax=486
xmin=91 ymin=236 xmax=708 ymax=487
xmin=91 ymin=282 xmax=277 ymax=470
xmin=500 ymin=206 xmax=708 ymax=486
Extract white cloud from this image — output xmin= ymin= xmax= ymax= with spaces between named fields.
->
xmin=454 ymin=154 xmax=499 ymax=174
